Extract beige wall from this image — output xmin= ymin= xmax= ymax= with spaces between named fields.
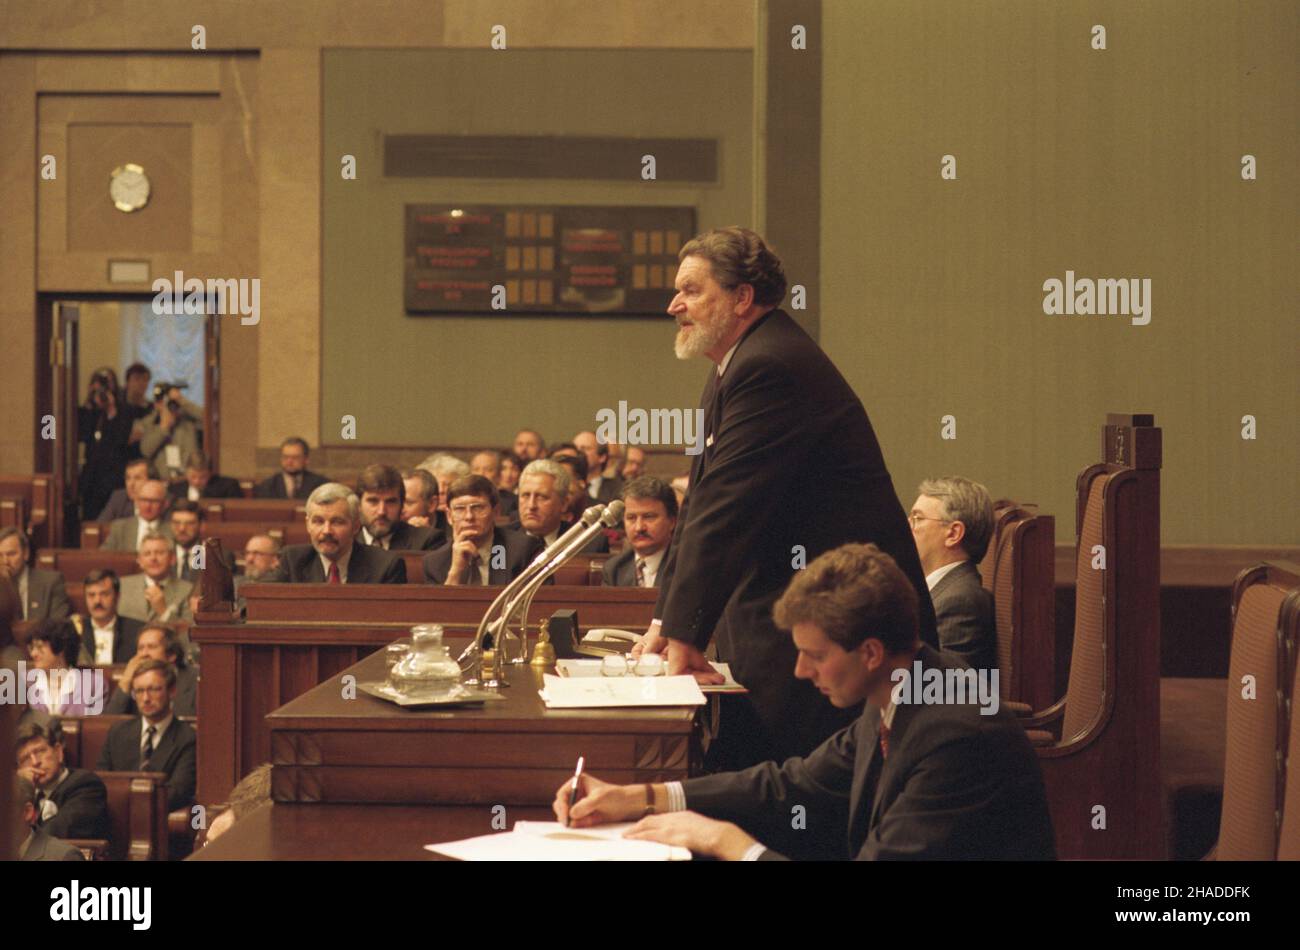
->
xmin=321 ymin=48 xmax=753 ymax=448
xmin=821 ymin=0 xmax=1298 ymax=544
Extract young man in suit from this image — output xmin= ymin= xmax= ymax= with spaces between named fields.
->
xmin=96 ymin=458 xmax=150 ymax=523
xmin=97 ymin=659 xmax=197 ymax=812
xmin=168 ymin=450 xmax=242 ymax=501
xmin=78 ymin=569 xmax=145 ymax=665
xmin=252 ymin=436 xmax=329 ymax=499
xmin=15 ymin=775 xmax=86 ymax=861
xmin=556 ymin=544 xmax=1054 ymax=861
xmin=632 ymin=227 xmax=938 ymax=769
xmin=15 ymin=721 xmax=109 ymax=841
xmin=356 ymin=464 xmax=441 ymax=551
xmin=267 ymin=482 xmax=406 ymax=584
xmin=910 ymin=476 xmax=998 ymax=673
xmin=101 ymin=478 xmax=173 ymax=552
xmin=423 ymin=475 xmax=542 ymax=585
xmin=602 ymin=476 xmax=677 ymax=588
xmin=118 ymin=533 xmax=193 ymax=625
xmin=105 ymin=624 xmax=198 ymax=717
xmin=0 ymin=527 xmax=70 ymax=621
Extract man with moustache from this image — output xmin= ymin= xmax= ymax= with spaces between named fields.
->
xmin=356 ymin=464 xmax=441 ymax=551
xmin=253 ymin=437 xmax=329 ymax=500
xmin=632 ymin=227 xmax=937 ymax=769
xmin=267 ymin=483 xmax=406 ymax=583
xmin=602 ymin=477 xmax=677 ymax=588
xmin=77 ymin=569 xmax=145 ymax=665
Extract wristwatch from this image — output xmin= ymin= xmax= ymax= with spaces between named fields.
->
xmin=642 ymin=783 xmax=657 ymax=817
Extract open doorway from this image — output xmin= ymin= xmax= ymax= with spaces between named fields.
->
xmin=37 ymin=294 xmax=222 ymax=543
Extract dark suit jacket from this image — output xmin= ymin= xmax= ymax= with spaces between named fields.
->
xmin=373 ymin=521 xmax=443 ymax=552
xmin=267 ymin=541 xmax=406 ymax=584
xmin=252 ymin=469 xmax=329 ymax=500
xmin=654 ymin=309 xmax=938 ymax=765
xmin=105 ymin=664 xmax=198 ymax=717
xmin=21 ymin=827 xmax=86 ymax=861
xmin=498 ymin=490 xmax=519 ymax=520
xmin=96 ymin=717 xmax=197 ymax=811
xmin=423 ymin=526 xmax=543 ymax=585
xmin=96 ymin=488 xmax=137 ymax=523
xmin=23 ymin=567 xmax=71 ymax=622
xmin=167 ymin=475 xmax=242 ymax=501
xmin=931 ymin=560 xmax=998 ymax=673
xmin=601 ymin=546 xmax=668 ymax=588
xmin=42 ymin=769 xmax=110 ymax=840
xmin=683 ymin=644 xmax=1055 ymax=861
xmin=78 ymin=614 xmax=145 ymax=665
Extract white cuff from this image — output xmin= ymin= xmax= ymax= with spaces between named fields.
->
xmin=664 ymin=781 xmax=687 ymax=813
xmin=740 ymin=843 xmax=768 ymax=862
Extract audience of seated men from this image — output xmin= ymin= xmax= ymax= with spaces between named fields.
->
xmin=138 ymin=383 xmax=204 ymax=482
xmin=267 ymin=482 xmax=406 ymax=583
xmin=423 ymin=475 xmax=542 ymax=585
xmin=908 ymin=476 xmax=998 ymax=673
xmin=574 ymin=430 xmax=623 ymax=504
xmin=15 ymin=721 xmax=110 ymax=841
xmin=105 ymin=624 xmax=198 ymax=717
xmin=556 ymin=544 xmax=1055 ymax=861
xmin=602 ymin=476 xmax=677 ymax=588
xmin=512 ymin=428 xmax=546 ymax=461
xmin=621 ymin=445 xmax=647 ymax=480
xmin=252 ymin=436 xmax=329 ymax=499
xmin=96 ymin=658 xmax=197 ymax=812
xmin=119 ymin=533 xmax=193 ymax=625
xmin=76 ymin=569 xmax=144 ymax=665
xmin=472 ymin=449 xmax=518 ymax=518
xmin=356 ymin=464 xmax=442 ymax=550
xmin=513 ymin=459 xmax=608 ymax=554
xmin=102 ymin=478 xmax=172 ymax=551
xmin=0 ymin=526 xmax=70 ymax=621
xmin=15 ymin=775 xmax=86 ymax=861
xmin=96 ymin=457 xmax=151 ymax=523
xmin=168 ymin=450 xmax=242 ymax=501
xmin=25 ymin=619 xmax=104 ymax=716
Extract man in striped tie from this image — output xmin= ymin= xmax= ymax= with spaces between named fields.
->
xmin=601 ymin=476 xmax=677 ymax=588
xmin=96 ymin=659 xmax=197 ymax=812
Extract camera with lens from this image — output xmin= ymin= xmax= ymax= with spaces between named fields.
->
xmin=86 ymin=370 xmax=115 ymax=408
xmin=153 ymin=381 xmax=189 ymax=415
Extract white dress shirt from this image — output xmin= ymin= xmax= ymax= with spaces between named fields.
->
xmin=924 ymin=560 xmax=965 ymax=591
xmin=633 ymin=547 xmax=667 ymax=587
xmin=136 ymin=518 xmax=162 ymax=550
xmin=318 ymin=545 xmax=353 ymax=583
xmin=361 ymin=526 xmax=391 ymax=550
xmin=92 ymin=617 xmax=118 ymax=665
xmin=140 ymin=713 xmax=174 ymax=761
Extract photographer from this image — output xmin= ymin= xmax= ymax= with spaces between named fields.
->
xmin=77 ymin=366 xmax=135 ymax=521
xmin=138 ymin=382 xmax=203 ymax=483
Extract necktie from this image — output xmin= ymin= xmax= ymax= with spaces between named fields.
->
xmin=371 ymin=534 xmax=384 ymax=547
xmin=878 ymin=721 xmax=891 ymax=760
xmin=142 ymin=725 xmax=157 ymax=767
xmin=465 ymin=555 xmax=483 ymax=586
xmin=327 ymin=562 xmax=341 ymax=584
xmin=635 ymin=558 xmax=647 ymax=588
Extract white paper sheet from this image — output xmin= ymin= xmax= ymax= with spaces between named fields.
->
xmin=555 ymin=659 xmax=746 ymax=693
xmin=538 ymin=673 xmax=706 ymax=708
xmin=425 ymin=821 xmax=690 ymax=861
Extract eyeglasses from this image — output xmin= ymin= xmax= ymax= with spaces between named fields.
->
xmin=908 ymin=513 xmax=951 ymax=528
xmin=131 ymin=685 xmax=167 ymax=696
xmin=449 ymin=502 xmax=491 ymax=519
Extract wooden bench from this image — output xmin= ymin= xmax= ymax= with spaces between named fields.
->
xmin=98 ymin=771 xmax=170 ymax=860
xmin=1019 ymin=414 xmax=1165 ymax=859
xmin=199 ymin=498 xmax=306 ymax=522
xmin=81 ymin=521 xmax=311 ymax=551
xmin=0 ymin=472 xmax=56 ymax=548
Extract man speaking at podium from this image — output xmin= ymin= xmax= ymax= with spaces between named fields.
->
xmin=633 ymin=227 xmax=937 ymax=769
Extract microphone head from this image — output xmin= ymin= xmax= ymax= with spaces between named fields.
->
xmin=600 ymin=500 xmax=625 ymax=527
xmin=580 ymin=505 xmax=604 ymax=525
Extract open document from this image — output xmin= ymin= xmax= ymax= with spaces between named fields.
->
xmin=556 ymin=659 xmax=747 ymax=693
xmin=425 ymin=821 xmax=691 ymax=861
xmin=538 ymin=673 xmax=706 ymax=708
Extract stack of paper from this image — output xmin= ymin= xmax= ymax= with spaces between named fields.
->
xmin=425 ymin=821 xmax=691 ymax=861
xmin=555 ymin=659 xmax=747 ymax=693
xmin=538 ymin=673 xmax=706 ymax=708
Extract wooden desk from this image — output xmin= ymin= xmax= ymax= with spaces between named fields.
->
xmin=268 ymin=649 xmax=700 ymax=806
xmin=188 ymin=801 xmax=555 ymax=860
xmin=192 ymin=584 xmax=658 ymax=801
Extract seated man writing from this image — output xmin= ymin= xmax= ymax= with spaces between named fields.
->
xmin=553 ymin=543 xmax=1055 ymax=861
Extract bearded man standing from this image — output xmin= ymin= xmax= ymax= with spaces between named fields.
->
xmin=633 ymin=227 xmax=937 ymax=769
